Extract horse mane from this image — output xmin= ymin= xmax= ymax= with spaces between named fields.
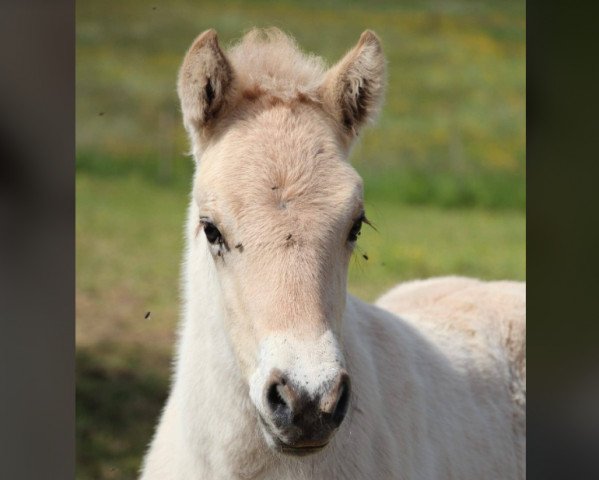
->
xmin=227 ymin=28 xmax=328 ymax=103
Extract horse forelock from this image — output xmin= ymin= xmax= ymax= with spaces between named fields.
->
xmin=227 ymin=28 xmax=327 ymax=104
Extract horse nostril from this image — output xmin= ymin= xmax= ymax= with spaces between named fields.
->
xmin=267 ymin=381 xmax=290 ymax=413
xmin=332 ymin=376 xmax=350 ymax=425
xmin=265 ymin=371 xmax=298 ymax=421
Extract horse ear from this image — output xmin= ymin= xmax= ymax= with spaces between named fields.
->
xmin=177 ymin=29 xmax=234 ymax=135
xmin=320 ymin=30 xmax=386 ymax=139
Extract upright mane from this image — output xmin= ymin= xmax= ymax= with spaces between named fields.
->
xmin=227 ymin=28 xmax=327 ymax=103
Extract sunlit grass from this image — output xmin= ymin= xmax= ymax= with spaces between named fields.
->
xmin=349 ymin=201 xmax=525 ymax=300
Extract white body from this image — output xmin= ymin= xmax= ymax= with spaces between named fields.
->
xmin=141 ymin=28 xmax=525 ymax=479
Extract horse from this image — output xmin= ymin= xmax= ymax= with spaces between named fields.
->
xmin=140 ymin=28 xmax=525 ymax=479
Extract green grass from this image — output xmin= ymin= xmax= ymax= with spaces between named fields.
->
xmin=77 ymin=347 xmax=169 ymax=480
xmin=349 ymin=202 xmax=525 ymax=300
xmin=76 ymin=0 xmax=524 ymax=477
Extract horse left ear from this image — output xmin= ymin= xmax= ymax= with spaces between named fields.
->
xmin=177 ymin=29 xmax=234 ymax=136
xmin=320 ymin=30 xmax=386 ymax=139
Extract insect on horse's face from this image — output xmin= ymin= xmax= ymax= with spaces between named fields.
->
xmin=194 ymin=105 xmax=364 ymax=455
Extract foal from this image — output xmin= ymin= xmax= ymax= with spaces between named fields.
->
xmin=140 ymin=28 xmax=525 ymax=479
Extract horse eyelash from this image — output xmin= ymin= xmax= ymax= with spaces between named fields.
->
xmin=196 ymin=216 xmax=209 ymax=238
xmin=362 ymin=214 xmax=377 ymax=232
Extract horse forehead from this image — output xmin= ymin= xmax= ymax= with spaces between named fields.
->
xmin=216 ymin=158 xmax=360 ymax=226
xmin=201 ymin=112 xmax=361 ymax=217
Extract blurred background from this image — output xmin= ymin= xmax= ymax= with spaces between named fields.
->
xmin=76 ymin=0 xmax=525 ymax=478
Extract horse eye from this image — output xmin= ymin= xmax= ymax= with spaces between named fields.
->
xmin=202 ymin=221 xmax=222 ymax=244
xmin=348 ymin=218 xmax=363 ymax=243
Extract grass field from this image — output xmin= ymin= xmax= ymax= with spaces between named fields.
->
xmin=76 ymin=0 xmax=525 ymax=478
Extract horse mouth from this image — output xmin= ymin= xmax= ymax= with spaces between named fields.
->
xmin=258 ymin=413 xmax=330 ymax=456
xmin=278 ymin=442 xmax=329 ymax=456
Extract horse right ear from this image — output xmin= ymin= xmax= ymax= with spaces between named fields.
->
xmin=320 ymin=30 xmax=386 ymax=141
xmin=177 ymin=29 xmax=234 ymax=136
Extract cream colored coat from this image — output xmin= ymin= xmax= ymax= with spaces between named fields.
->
xmin=140 ymin=28 xmax=525 ymax=480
